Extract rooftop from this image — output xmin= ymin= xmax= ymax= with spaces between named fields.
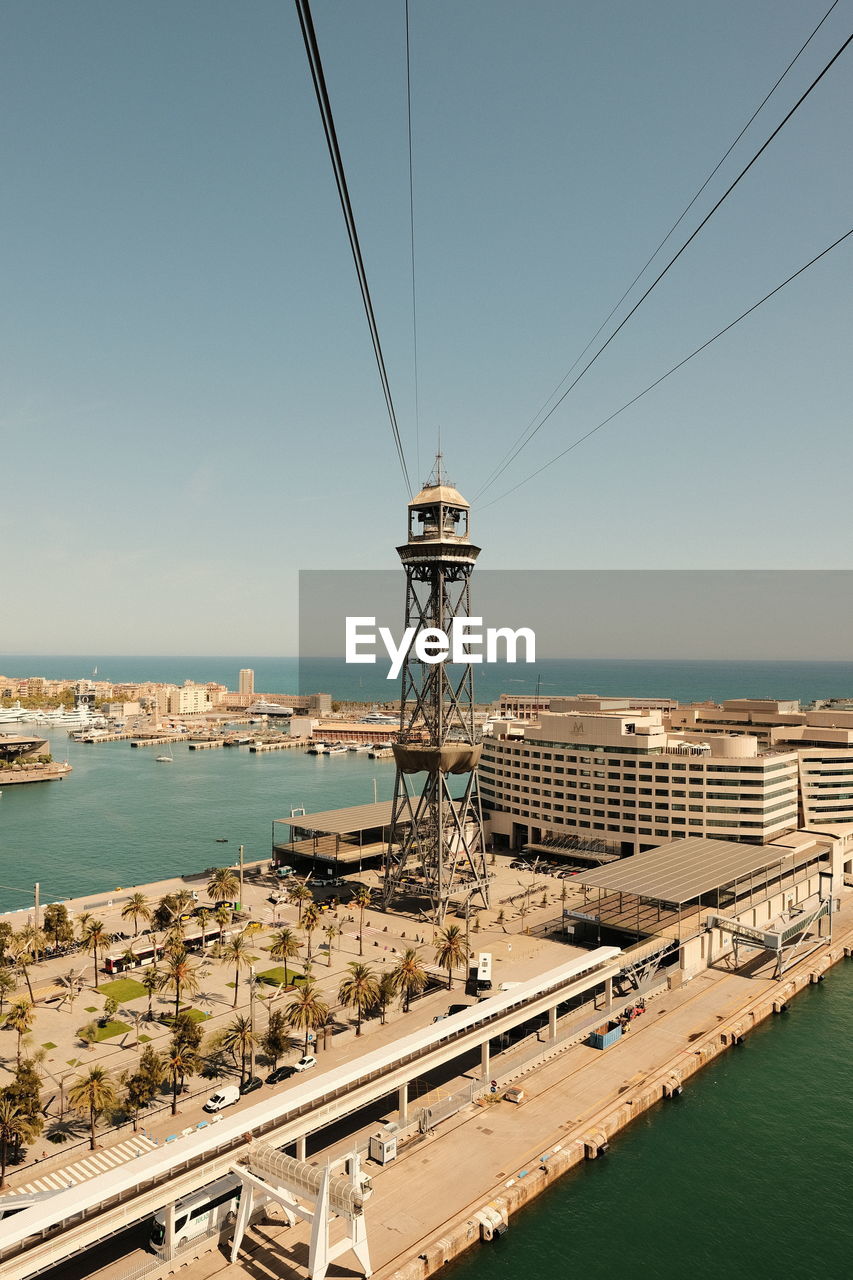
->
xmin=274 ymin=801 xmax=395 ymax=836
xmin=573 ymin=836 xmax=828 ymax=905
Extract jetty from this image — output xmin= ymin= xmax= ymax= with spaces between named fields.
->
xmin=129 ymin=734 xmax=188 ymax=748
xmin=250 ymin=737 xmax=311 ymax=752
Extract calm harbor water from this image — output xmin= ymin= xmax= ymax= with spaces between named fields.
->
xmin=448 ymin=963 xmax=853 ymax=1280
xmin=0 ymin=730 xmax=396 ymax=912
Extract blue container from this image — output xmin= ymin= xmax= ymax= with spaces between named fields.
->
xmin=588 ymin=1022 xmax=623 ymax=1050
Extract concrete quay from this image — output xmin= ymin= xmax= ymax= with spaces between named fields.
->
xmin=160 ymin=905 xmax=853 ymax=1280
xmin=0 ymin=763 xmax=71 ymax=785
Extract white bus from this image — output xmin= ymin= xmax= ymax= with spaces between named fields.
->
xmin=149 ymin=1174 xmax=241 ymax=1255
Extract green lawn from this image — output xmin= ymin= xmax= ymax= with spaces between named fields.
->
xmin=92 ymin=1020 xmax=131 ymax=1042
xmin=41 ymin=1041 xmax=57 ymax=1050
xmin=159 ymin=1008 xmax=210 ymax=1026
xmin=84 ymin=1006 xmax=98 ymax=1013
xmin=256 ymin=966 xmax=303 ymax=988
xmin=97 ymin=977 xmax=147 ymax=1002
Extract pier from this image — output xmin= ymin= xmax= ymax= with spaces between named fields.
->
xmin=129 ymin=735 xmax=188 ymax=748
xmin=249 ymin=737 xmax=311 ymax=752
xmin=187 ymin=739 xmax=224 ymax=750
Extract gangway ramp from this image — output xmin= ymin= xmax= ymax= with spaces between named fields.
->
xmin=0 ymin=948 xmax=620 ymax=1279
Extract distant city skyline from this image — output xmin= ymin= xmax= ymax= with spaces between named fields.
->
xmin=3 ymin=2 xmax=851 ymax=653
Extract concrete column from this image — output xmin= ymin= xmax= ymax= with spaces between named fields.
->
xmin=164 ymin=1201 xmax=176 ymax=1256
xmin=398 ymin=1081 xmax=409 ymax=1126
xmin=548 ymin=1005 xmax=558 ymax=1043
xmin=481 ymin=1039 xmax=490 ymax=1082
xmin=604 ymin=976 xmax=613 ymax=1012
xmin=296 ymin=1135 xmax=307 ymax=1161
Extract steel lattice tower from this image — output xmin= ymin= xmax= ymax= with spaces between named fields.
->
xmin=382 ymin=456 xmax=490 ymax=921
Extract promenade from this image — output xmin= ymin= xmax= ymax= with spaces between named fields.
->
xmin=0 ymin=854 xmax=580 ymax=1180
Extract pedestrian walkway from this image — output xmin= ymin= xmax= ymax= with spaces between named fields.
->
xmin=5 ymin=1135 xmax=156 ymax=1197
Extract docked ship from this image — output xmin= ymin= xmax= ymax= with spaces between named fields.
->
xmin=248 ymin=700 xmax=294 ymax=718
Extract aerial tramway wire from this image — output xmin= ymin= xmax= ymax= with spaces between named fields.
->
xmin=405 ymin=0 xmax=421 ymax=480
xmin=475 ymin=20 xmax=853 ymax=502
xmin=477 ymin=223 xmax=853 ymax=510
xmin=294 ymin=0 xmax=413 ymax=496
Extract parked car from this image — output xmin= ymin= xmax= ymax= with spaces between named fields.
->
xmin=203 ymin=1085 xmax=240 ymax=1112
xmin=239 ymin=1076 xmax=263 ymax=1096
xmin=293 ymin=1055 xmax=316 ymax=1072
xmin=266 ymin=1064 xmax=297 ymax=1084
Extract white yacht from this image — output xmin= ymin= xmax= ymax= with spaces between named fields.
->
xmin=248 ymin=700 xmax=294 ymax=718
xmin=0 ymin=702 xmax=28 ymax=724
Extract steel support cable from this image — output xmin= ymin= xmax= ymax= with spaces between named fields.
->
xmin=475 ymin=23 xmax=853 ymax=502
xmin=476 ymin=224 xmax=853 ymax=511
xmin=406 ymin=0 xmax=421 ymax=480
xmin=474 ymin=0 xmax=842 ymax=503
xmin=294 ymin=0 xmax=413 ymax=496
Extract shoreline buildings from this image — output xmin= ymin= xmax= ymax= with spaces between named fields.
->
xmin=480 ymin=695 xmax=853 ymax=881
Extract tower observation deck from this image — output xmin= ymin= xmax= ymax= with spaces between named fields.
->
xmin=382 ymin=455 xmax=490 ymax=920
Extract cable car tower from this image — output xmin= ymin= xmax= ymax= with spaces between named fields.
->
xmin=382 ymin=455 xmax=490 ymax=921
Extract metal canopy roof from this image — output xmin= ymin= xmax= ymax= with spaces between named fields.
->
xmin=274 ymin=801 xmax=395 ymax=836
xmin=574 ymin=837 xmax=820 ymax=905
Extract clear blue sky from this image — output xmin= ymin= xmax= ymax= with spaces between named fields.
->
xmin=2 ymin=1 xmax=851 ymax=655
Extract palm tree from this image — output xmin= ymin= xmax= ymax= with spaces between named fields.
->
xmin=7 ymin=934 xmax=35 ymax=1002
xmin=67 ymin=1065 xmax=118 ymax=1150
xmin=376 ymin=970 xmax=396 ymax=1025
xmin=391 ymin=948 xmax=427 ymax=1012
xmin=323 ymin=921 xmax=342 ymax=965
xmin=207 ymin=867 xmax=239 ymax=913
xmin=20 ymin=923 xmax=46 ymax=965
xmin=262 ymin=1008 xmax=290 ymax=1069
xmin=5 ymin=999 xmax=34 ymax=1067
xmin=214 ymin=904 xmax=231 ymax=933
xmin=221 ymin=932 xmax=258 ymax=1008
xmin=80 ymin=919 xmax=113 ymax=988
xmin=0 ymin=970 xmax=16 ymax=1017
xmin=162 ymin=921 xmax=186 ymax=958
xmin=173 ymin=889 xmax=196 ymax=915
xmin=301 ymin=904 xmax=321 ymax=964
xmin=0 ymin=1097 xmax=37 ymax=1187
xmin=285 ymin=981 xmax=329 ymax=1056
xmin=269 ymin=927 xmax=300 ymax=976
xmin=120 ymin=892 xmax=152 ymax=937
xmin=338 ymin=963 xmax=379 ymax=1037
xmin=158 ymin=948 xmax=201 ymax=1021
xmin=164 ymin=1044 xmax=197 ymax=1116
xmin=433 ymin=924 xmax=467 ymax=989
xmin=288 ymin=880 xmax=313 ymax=925
xmin=141 ymin=965 xmax=161 ymax=1018
xmin=352 ymin=887 xmax=372 ymax=957
xmin=196 ymin=907 xmax=211 ymax=949
xmin=221 ymin=1015 xmax=257 ymax=1086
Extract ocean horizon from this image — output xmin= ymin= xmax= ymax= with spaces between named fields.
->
xmin=2 ymin=654 xmax=853 ymax=707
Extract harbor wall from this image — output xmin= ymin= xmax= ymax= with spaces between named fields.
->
xmin=384 ymin=923 xmax=853 ymax=1280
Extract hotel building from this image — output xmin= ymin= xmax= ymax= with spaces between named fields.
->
xmin=481 ymin=696 xmax=853 ymax=860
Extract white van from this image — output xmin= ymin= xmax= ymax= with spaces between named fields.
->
xmin=203 ymin=1084 xmax=240 ymax=1112
xmin=149 ymin=1174 xmax=240 ymax=1255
